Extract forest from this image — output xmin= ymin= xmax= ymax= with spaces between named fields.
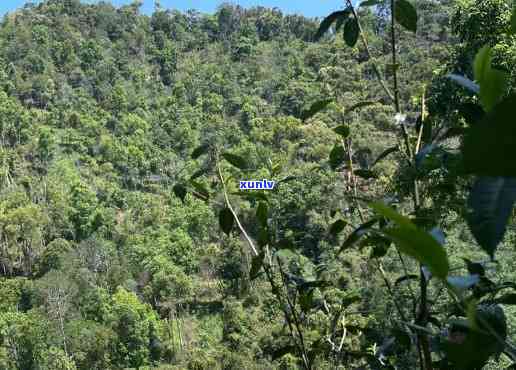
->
xmin=0 ymin=0 xmax=515 ymax=368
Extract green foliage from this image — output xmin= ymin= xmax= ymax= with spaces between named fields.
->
xmin=394 ymin=0 xmax=418 ymax=33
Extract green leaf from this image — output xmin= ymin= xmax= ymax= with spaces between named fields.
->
xmin=494 ymin=293 xmax=516 ymax=305
xmin=360 ymin=0 xmax=384 ymax=7
xmin=446 ymin=74 xmax=480 ymax=94
xmin=314 ymin=10 xmax=351 ymax=41
xmin=271 ymin=345 xmax=297 ymax=360
xmin=462 ymin=95 xmax=516 ymax=176
xmin=447 ymin=275 xmax=480 ymax=293
xmin=343 ymin=18 xmax=359 ymax=47
xmin=222 ymin=152 xmax=248 ymax=170
xmin=190 ymin=168 xmax=208 ymax=181
xmin=394 ymin=274 xmax=419 ymax=287
xmin=354 ymin=169 xmax=377 ymax=179
xmin=372 ymin=146 xmax=398 ymax=167
xmin=299 ymin=289 xmax=315 ymax=312
xmin=173 ymin=184 xmax=187 ymax=202
xmin=250 ymin=251 xmax=265 ymax=280
xmin=301 ymin=99 xmax=332 ymax=121
xmin=467 ymin=177 xmax=516 ymax=258
xmin=256 ymin=201 xmax=268 ymax=228
xmin=329 ymin=144 xmax=346 ymax=170
xmin=463 ymin=258 xmax=486 ymax=276
xmin=219 ymin=208 xmax=234 ymax=235
xmin=511 ymin=4 xmax=516 ymax=34
xmin=443 ymin=304 xmax=506 ymax=370
xmin=370 ymin=202 xmax=413 ymax=229
xmin=473 ymin=46 xmax=508 ymax=112
xmin=191 ymin=144 xmax=209 ymax=159
xmin=385 ymin=226 xmax=449 ymax=279
xmin=329 ymin=219 xmax=346 ymax=236
xmin=338 ymin=219 xmax=378 ymax=254
xmin=394 ymin=0 xmax=418 ymax=32
xmin=232 ymin=191 xmax=269 ymax=202
xmin=333 ymin=125 xmax=350 ymax=138
xmin=344 ymin=100 xmax=378 ymax=114
xmin=190 ymin=180 xmax=210 ymax=199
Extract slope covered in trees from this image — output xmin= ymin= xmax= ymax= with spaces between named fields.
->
xmin=0 ymin=0 xmax=516 ymax=369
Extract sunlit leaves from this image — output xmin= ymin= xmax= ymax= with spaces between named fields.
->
xmin=474 ymin=46 xmax=508 ymax=112
xmin=301 ymin=99 xmax=332 ymax=121
xmin=314 ymin=9 xmax=351 ymax=41
xmin=370 ymin=202 xmax=449 ymax=279
xmin=329 ymin=144 xmax=346 ymax=170
xmin=394 ymin=0 xmax=418 ymax=33
xmin=222 ymin=152 xmax=248 ymax=170
xmin=343 ymin=18 xmax=359 ymax=47
xmin=219 ymin=208 xmax=234 ymax=235
xmin=467 ymin=177 xmax=516 ymax=258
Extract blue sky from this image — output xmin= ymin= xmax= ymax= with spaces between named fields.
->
xmin=0 ymin=1 xmax=346 ymax=18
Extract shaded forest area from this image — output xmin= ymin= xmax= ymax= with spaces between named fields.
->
xmin=1 ymin=0 xmax=516 ymax=369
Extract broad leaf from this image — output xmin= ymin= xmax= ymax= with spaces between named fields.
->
xmin=222 ymin=152 xmax=248 ymax=170
xmin=467 ymin=177 xmax=516 ymax=258
xmin=301 ymin=99 xmax=332 ymax=121
xmin=462 ymin=95 xmax=516 ymax=176
xmin=256 ymin=201 xmax=268 ymax=228
xmin=511 ymin=4 xmax=516 ymax=34
xmin=443 ymin=305 xmax=506 ymax=369
xmin=394 ymin=0 xmax=418 ymax=33
xmin=333 ymin=125 xmax=350 ymax=138
xmin=344 ymin=18 xmax=359 ymax=47
xmin=191 ymin=144 xmax=209 ymax=159
xmin=190 ymin=180 xmax=209 ymax=199
xmin=173 ymin=184 xmax=187 ymax=202
xmin=372 ymin=146 xmax=398 ymax=167
xmin=219 ymin=208 xmax=234 ymax=235
xmin=314 ymin=10 xmax=351 ymax=41
xmin=250 ymin=251 xmax=265 ymax=280
xmin=370 ymin=202 xmax=413 ymax=228
xmin=354 ymin=169 xmax=377 ymax=179
xmin=344 ymin=100 xmax=378 ymax=114
xmin=394 ymin=274 xmax=418 ymax=287
xmin=494 ymin=293 xmax=516 ymax=305
xmin=338 ymin=218 xmax=379 ymax=254
xmin=371 ymin=203 xmax=449 ymax=278
xmin=473 ymin=46 xmax=508 ymax=112
xmin=447 ymin=275 xmax=480 ymax=293
xmin=463 ymin=258 xmax=486 ymax=276
xmin=360 ymin=0 xmax=384 ymax=6
xmin=446 ymin=73 xmax=480 ymax=94
xmin=385 ymin=226 xmax=449 ymax=279
xmin=329 ymin=144 xmax=346 ymax=170
xmin=329 ymin=219 xmax=346 ymax=236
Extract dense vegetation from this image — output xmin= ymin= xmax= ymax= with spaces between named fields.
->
xmin=1 ymin=0 xmax=516 ymax=368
